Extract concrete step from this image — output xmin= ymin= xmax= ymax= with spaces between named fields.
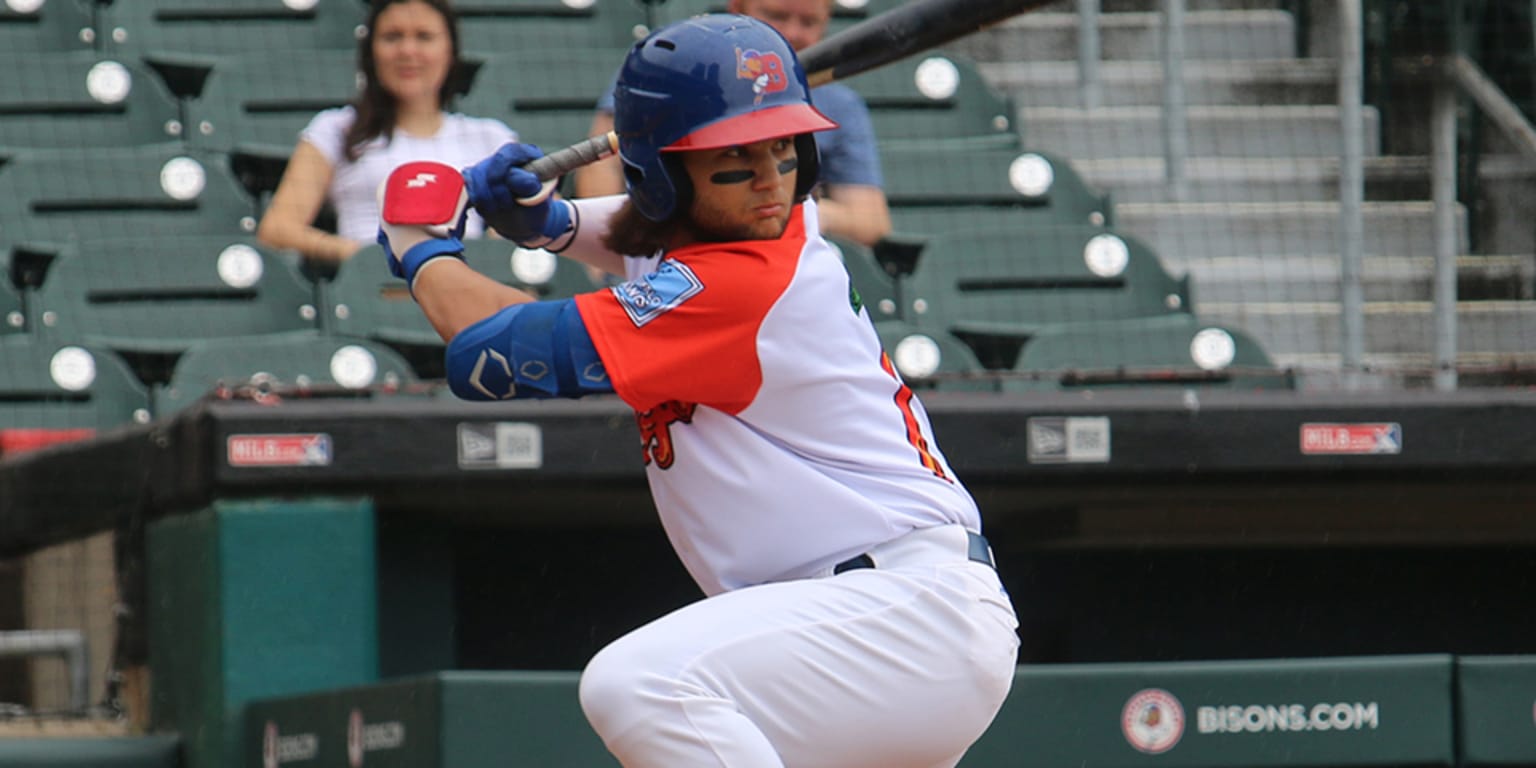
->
xmin=1019 ymin=105 xmax=1380 ymax=159
xmin=1200 ymin=300 xmax=1536 ymax=356
xmin=980 ymin=59 xmax=1337 ymax=109
xmin=954 ymin=10 xmax=1296 ymax=63
xmin=1177 ymin=255 xmax=1535 ymax=303
xmin=1073 ymin=156 xmax=1431 ymax=203
xmin=1114 ymin=201 xmax=1468 ymax=261
xmin=1100 ymin=0 xmax=1289 ymax=10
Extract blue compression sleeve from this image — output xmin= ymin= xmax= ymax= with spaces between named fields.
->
xmin=445 ymin=299 xmax=612 ymax=401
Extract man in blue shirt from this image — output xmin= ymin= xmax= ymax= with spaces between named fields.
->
xmin=574 ymin=0 xmax=892 ymax=247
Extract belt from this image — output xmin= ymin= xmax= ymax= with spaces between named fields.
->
xmin=833 ymin=527 xmax=996 ymax=574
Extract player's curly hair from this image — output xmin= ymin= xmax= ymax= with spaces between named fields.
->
xmin=344 ymin=0 xmax=467 ymax=162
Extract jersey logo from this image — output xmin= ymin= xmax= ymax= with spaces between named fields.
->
xmin=736 ymin=47 xmax=787 ymax=102
xmin=636 ymin=400 xmax=697 ymax=469
xmin=610 ymin=259 xmax=704 ymax=328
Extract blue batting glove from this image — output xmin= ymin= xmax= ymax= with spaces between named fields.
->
xmin=462 ymin=142 xmax=574 ymax=249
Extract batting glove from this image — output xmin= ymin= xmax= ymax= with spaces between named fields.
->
xmin=462 ymin=142 xmax=575 ymax=250
xmin=376 ymin=160 xmax=469 ymax=293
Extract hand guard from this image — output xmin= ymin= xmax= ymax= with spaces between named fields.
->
xmin=462 ymin=143 xmax=575 ymax=250
xmin=376 ymin=161 xmax=469 ymax=292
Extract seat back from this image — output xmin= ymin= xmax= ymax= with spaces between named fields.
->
xmin=456 ymin=0 xmax=649 ymax=56
xmin=841 ymin=52 xmax=1017 ymax=144
xmin=0 ymin=0 xmax=96 ymax=53
xmin=873 ymin=320 xmax=995 ymax=392
xmin=459 ymin=47 xmax=634 ymax=152
xmin=902 ymin=225 xmax=1191 ymax=335
xmin=327 ymin=241 xmax=596 ymax=349
xmin=99 ymin=0 xmax=364 ymax=57
xmin=185 ymin=49 xmax=360 ymax=156
xmin=1006 ymin=314 xmax=1295 ymax=391
xmin=880 ymin=144 xmax=1111 ymax=233
xmin=0 ymin=335 xmax=151 ymax=438
xmin=827 ymin=236 xmax=901 ymax=322
xmin=0 ymin=52 xmax=184 ymax=149
xmin=0 ymin=144 xmax=259 ymax=255
xmin=155 ymin=332 xmax=417 ymax=416
xmin=34 ymin=236 xmax=319 ymax=355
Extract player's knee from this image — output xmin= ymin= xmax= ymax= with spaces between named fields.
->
xmin=578 ymin=642 xmax=651 ymax=736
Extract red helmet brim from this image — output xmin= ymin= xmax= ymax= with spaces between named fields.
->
xmin=663 ymin=104 xmax=838 ymax=152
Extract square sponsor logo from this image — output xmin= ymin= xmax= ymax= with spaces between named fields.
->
xmin=1028 ymin=417 xmax=1111 ymax=463
xmin=457 ymin=422 xmax=543 ymax=469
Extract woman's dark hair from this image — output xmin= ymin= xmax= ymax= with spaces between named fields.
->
xmin=344 ymin=0 xmax=465 ymax=162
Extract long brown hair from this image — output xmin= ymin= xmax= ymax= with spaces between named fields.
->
xmin=601 ymin=198 xmax=678 ymax=258
xmin=343 ymin=0 xmax=465 ymax=162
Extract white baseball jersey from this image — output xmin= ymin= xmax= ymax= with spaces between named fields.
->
xmin=574 ymin=201 xmax=981 ymax=595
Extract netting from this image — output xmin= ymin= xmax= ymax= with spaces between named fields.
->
xmin=2 ymin=0 xmax=1535 ymax=722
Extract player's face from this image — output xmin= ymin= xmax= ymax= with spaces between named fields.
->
xmin=372 ymin=1 xmax=454 ymax=108
xmin=678 ymin=137 xmax=799 ymax=244
xmin=729 ymin=0 xmax=832 ymax=51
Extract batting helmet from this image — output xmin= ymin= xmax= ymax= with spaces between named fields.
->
xmin=613 ymin=14 xmax=839 ymax=221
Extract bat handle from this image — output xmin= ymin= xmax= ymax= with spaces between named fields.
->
xmin=526 ymin=132 xmax=619 ymax=182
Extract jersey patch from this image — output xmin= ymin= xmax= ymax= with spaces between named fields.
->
xmin=610 ymin=259 xmax=705 ymax=328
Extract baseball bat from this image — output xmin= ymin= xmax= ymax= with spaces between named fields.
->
xmin=524 ymin=0 xmax=1049 ymax=182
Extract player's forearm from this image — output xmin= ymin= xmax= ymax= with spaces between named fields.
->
xmin=814 ymin=190 xmax=892 ymax=247
xmin=559 ymin=196 xmax=629 ymax=275
xmin=412 ymin=258 xmax=537 ymax=343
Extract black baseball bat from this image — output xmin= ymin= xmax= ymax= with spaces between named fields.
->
xmin=524 ymin=0 xmax=1049 ymax=181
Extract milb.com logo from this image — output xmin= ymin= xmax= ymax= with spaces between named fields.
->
xmin=1198 ymin=701 xmax=1380 ymax=734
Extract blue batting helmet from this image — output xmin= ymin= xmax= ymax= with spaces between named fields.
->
xmin=612 ymin=14 xmax=838 ymax=221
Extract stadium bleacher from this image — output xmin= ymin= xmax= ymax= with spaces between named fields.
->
xmin=0 ymin=0 xmax=97 ymax=53
xmin=153 ymin=331 xmax=416 ymax=416
xmin=0 ymin=51 xmax=184 ymax=149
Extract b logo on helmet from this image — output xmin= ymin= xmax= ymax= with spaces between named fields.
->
xmin=736 ymin=47 xmax=787 ymax=102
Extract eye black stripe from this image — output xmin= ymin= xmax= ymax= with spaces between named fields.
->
xmin=709 ymin=169 xmax=755 ymax=184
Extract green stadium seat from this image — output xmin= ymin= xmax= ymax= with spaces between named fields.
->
xmin=0 ymin=52 xmax=184 ymax=150
xmin=828 ymin=235 xmax=902 ymax=321
xmin=1004 ymin=314 xmax=1295 ymax=391
xmin=0 ymin=334 xmax=151 ymax=439
xmin=879 ymin=143 xmax=1113 ymax=234
xmin=657 ymin=0 xmax=884 ymax=32
xmin=0 ymin=143 xmax=259 ymax=256
xmin=840 ymin=51 xmax=1017 ymax=144
xmin=98 ymin=0 xmax=364 ymax=61
xmin=459 ymin=47 xmax=634 ymax=153
xmin=873 ymin=320 xmax=996 ymax=392
xmin=0 ymin=0 xmax=96 ymax=53
xmin=0 ymin=276 xmax=25 ymax=335
xmin=33 ymin=235 xmax=320 ymax=356
xmin=456 ymin=0 xmax=650 ymax=57
xmin=154 ymin=331 xmax=418 ymax=416
xmin=184 ymin=49 xmax=359 ymax=159
xmin=325 ymin=241 xmax=599 ymax=374
xmin=900 ymin=226 xmax=1192 ymax=354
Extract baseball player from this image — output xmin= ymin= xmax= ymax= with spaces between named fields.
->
xmin=376 ymin=15 xmax=1018 ymax=767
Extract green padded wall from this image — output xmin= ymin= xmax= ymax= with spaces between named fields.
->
xmin=0 ymin=736 xmax=180 ymax=767
xmin=147 ymin=497 xmax=379 ymax=768
xmin=963 ymin=655 xmax=1454 ymax=768
xmin=244 ymin=671 xmax=614 ymax=768
xmin=1457 ymin=655 xmax=1536 ymax=765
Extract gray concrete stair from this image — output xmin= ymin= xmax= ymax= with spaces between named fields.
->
xmin=955 ymin=10 xmax=1296 ymax=62
xmin=1114 ymin=201 xmax=1467 ymax=260
xmin=1019 ymin=105 xmax=1379 ymax=159
xmin=1072 ymin=156 xmax=1433 ymax=203
xmin=980 ymin=59 xmax=1337 ymax=109
xmin=1202 ymin=300 xmax=1536 ymax=357
xmin=1176 ymin=255 xmax=1534 ymax=303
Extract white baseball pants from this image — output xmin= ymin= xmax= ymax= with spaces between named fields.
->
xmin=578 ymin=525 xmax=1020 ymax=768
